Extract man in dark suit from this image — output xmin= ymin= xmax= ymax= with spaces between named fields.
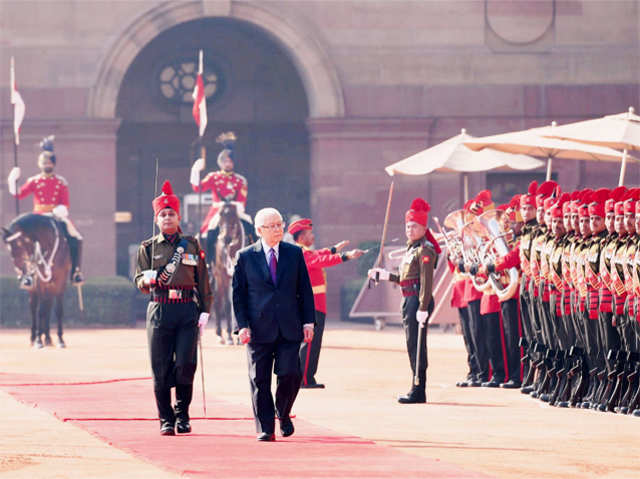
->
xmin=232 ymin=207 xmax=315 ymax=442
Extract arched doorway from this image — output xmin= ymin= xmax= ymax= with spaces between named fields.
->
xmin=115 ymin=17 xmax=309 ymax=274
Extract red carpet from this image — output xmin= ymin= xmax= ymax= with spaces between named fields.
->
xmin=1 ymin=373 xmax=489 ymax=478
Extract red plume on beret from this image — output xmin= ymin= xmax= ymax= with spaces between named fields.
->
xmin=410 ymin=198 xmax=431 ymax=213
xmin=536 ymin=180 xmax=558 ymax=207
xmin=152 ymin=180 xmax=181 ymax=217
xmin=588 ymin=188 xmax=610 ymax=218
xmin=470 ymin=190 xmax=494 ymax=215
xmin=521 ymin=180 xmax=539 ymax=208
xmin=606 ymin=186 xmax=627 ymax=213
xmin=405 ymin=197 xmax=430 ymax=227
xmin=550 ymin=192 xmax=571 ymax=219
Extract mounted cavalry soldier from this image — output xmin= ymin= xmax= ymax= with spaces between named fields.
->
xmin=7 ymin=135 xmax=84 ymax=288
xmin=190 ymin=132 xmax=254 ymax=262
xmin=368 ymin=198 xmax=440 ymax=404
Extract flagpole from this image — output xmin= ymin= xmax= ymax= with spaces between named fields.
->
xmin=196 ymin=49 xmax=206 ymax=238
xmin=10 ymin=56 xmax=19 ymax=215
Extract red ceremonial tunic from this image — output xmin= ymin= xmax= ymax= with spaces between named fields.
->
xmin=17 ymin=173 xmax=69 ymax=213
xmin=193 ymin=170 xmax=248 ymax=233
xmin=463 ymin=276 xmax=483 ymax=304
xmin=300 ymin=245 xmax=344 ymax=314
xmin=448 ymin=260 xmax=468 ymax=308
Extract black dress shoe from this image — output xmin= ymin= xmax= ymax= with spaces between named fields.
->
xmin=397 ymin=391 xmax=426 ymax=404
xmin=280 ymin=417 xmax=294 ymax=437
xmin=500 ymin=380 xmax=522 ymax=389
xmin=301 ymin=382 xmax=325 ymax=389
xmin=481 ymin=379 xmax=501 ymax=388
xmin=160 ymin=421 xmax=175 ymax=436
xmin=257 ymin=432 xmax=276 ymax=442
xmin=176 ymin=420 xmax=191 ymax=434
xmin=456 ymin=379 xmax=469 ymax=387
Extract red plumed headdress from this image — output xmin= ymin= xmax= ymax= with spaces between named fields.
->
xmin=152 ymin=180 xmax=181 ymax=217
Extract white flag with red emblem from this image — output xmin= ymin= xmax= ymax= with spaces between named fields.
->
xmin=192 ymin=50 xmax=207 ymax=137
xmin=10 ymin=56 xmax=25 ymax=146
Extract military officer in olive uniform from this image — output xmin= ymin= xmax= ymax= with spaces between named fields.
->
xmin=135 ymin=180 xmax=213 ymax=436
xmin=368 ymin=198 xmax=440 ymax=404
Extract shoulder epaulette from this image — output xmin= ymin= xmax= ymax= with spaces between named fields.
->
xmin=27 ymin=174 xmax=39 ymax=182
xmin=55 ymin=174 xmax=68 ymax=186
xmin=141 ymin=236 xmax=155 ymax=247
xmin=234 ymin=172 xmax=247 ymax=184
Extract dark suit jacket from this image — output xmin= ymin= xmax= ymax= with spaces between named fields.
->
xmin=232 ymin=240 xmax=315 ymax=343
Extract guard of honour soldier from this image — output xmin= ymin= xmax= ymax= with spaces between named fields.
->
xmin=447 ymin=180 xmax=640 ymax=417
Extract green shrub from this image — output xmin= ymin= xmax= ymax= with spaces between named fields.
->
xmin=0 ymin=276 xmax=144 ymax=327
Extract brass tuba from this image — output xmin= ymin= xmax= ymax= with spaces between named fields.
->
xmin=460 ymin=219 xmax=494 ymax=293
xmin=476 ymin=209 xmax=519 ymax=301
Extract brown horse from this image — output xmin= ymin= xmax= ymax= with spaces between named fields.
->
xmin=2 ymin=213 xmax=71 ymax=348
xmin=210 ymin=201 xmax=247 ymax=344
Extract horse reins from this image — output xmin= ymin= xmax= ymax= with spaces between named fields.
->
xmin=6 ymin=218 xmax=60 ymax=283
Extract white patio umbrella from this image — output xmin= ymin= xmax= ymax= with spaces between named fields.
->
xmin=464 ymin=123 xmax=633 ymax=183
xmin=385 ymin=128 xmax=544 ymax=200
xmin=543 ymin=107 xmax=640 ymax=185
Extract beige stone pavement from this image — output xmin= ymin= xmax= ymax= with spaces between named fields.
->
xmin=1 ymin=322 xmax=639 ymax=479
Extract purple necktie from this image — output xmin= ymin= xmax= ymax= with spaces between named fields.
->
xmin=268 ymin=248 xmax=277 ymax=284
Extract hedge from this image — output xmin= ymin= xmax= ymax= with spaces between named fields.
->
xmin=0 ymin=275 xmax=145 ymax=327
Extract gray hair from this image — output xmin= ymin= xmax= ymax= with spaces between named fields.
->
xmin=254 ymin=208 xmax=283 ymax=237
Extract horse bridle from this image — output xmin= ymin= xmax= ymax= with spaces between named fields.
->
xmin=5 ymin=218 xmax=60 ymax=283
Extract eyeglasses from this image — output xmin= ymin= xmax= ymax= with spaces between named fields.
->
xmin=260 ymin=222 xmax=285 ymax=231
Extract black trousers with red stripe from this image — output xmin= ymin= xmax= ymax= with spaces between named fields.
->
xmin=467 ymin=299 xmax=490 ymax=382
xmin=501 ymin=298 xmax=522 ymax=382
xmin=482 ymin=311 xmax=506 ymax=383
xmin=458 ymin=306 xmax=481 ymax=380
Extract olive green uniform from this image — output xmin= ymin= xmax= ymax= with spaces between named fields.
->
xmin=135 ymin=233 xmax=212 ymax=426
xmin=389 ymin=237 xmax=438 ymax=398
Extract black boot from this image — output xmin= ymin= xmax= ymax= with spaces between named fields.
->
xmin=206 ymin=227 xmax=219 ymax=265
xmin=398 ymin=372 xmax=426 ymax=404
xmin=175 ymin=384 xmax=193 ymax=433
xmin=68 ymin=237 xmax=84 ymax=284
xmin=155 ymin=387 xmax=175 ymax=435
xmin=398 ymin=385 xmax=426 ymax=404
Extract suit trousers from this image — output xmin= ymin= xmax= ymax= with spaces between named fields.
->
xmin=247 ymin=334 xmax=302 ymax=434
xmin=299 ymin=310 xmax=325 ymax=384
xmin=146 ymin=302 xmax=198 ymax=423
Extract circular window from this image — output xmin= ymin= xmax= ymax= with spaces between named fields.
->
xmin=158 ymin=59 xmax=224 ymax=104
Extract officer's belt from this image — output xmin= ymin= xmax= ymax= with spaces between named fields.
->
xmin=151 ymin=288 xmax=194 ymax=304
xmin=312 ymin=285 xmax=326 ymax=295
xmin=399 ymin=278 xmax=419 ymax=297
xmin=34 ymin=204 xmax=55 ymax=213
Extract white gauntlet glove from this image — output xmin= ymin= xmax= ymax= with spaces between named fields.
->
xmin=7 ymin=167 xmax=20 ymax=195
xmin=52 ymin=204 xmax=69 ymax=218
xmin=190 ymin=158 xmax=205 ymax=186
xmin=367 ymin=267 xmax=390 ymax=281
xmin=198 ymin=312 xmax=210 ymax=328
xmin=416 ymin=310 xmax=429 ymax=325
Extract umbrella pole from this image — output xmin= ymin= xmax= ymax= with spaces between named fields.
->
xmin=618 ymin=149 xmax=628 ymax=187
xmin=546 ymin=156 xmax=553 ymax=181
xmin=463 ymin=173 xmax=469 ymax=203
